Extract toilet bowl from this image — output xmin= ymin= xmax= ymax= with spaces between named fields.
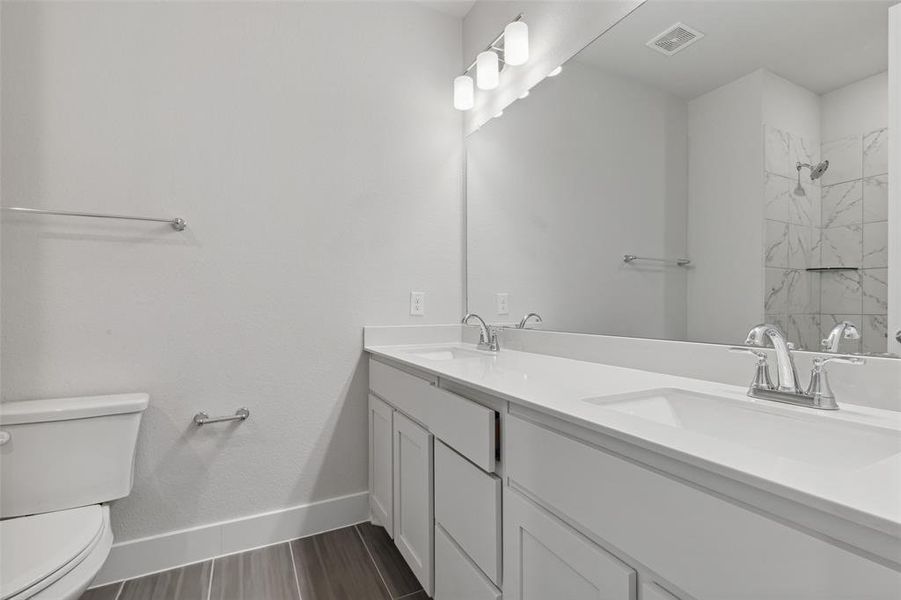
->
xmin=1 ymin=505 xmax=113 ymax=600
xmin=0 ymin=394 xmax=148 ymax=600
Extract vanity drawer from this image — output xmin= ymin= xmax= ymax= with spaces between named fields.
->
xmin=435 ymin=524 xmax=502 ymax=600
xmin=435 ymin=440 xmax=502 ymax=585
xmin=429 ymin=386 xmax=497 ymax=472
xmin=369 ymin=359 xmax=433 ymax=426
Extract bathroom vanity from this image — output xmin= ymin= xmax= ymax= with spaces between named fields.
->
xmin=365 ymin=331 xmax=901 ymax=600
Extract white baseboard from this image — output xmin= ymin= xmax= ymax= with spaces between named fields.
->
xmin=92 ymin=491 xmax=369 ymax=586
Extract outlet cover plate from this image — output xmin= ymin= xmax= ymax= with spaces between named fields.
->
xmin=410 ymin=291 xmax=425 ymax=316
xmin=496 ymin=293 xmax=509 ymax=315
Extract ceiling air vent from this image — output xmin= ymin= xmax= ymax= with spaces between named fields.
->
xmin=646 ymin=22 xmax=704 ymax=56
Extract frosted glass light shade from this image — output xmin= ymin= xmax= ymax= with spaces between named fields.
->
xmin=453 ymin=75 xmax=474 ymax=111
xmin=504 ymin=21 xmax=529 ymax=66
xmin=476 ymin=51 xmax=499 ymax=90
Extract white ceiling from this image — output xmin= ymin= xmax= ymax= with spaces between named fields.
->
xmin=575 ymin=0 xmax=898 ymax=99
xmin=418 ymin=0 xmax=475 ymax=19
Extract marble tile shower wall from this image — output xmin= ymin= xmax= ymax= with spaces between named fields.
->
xmin=764 ymin=125 xmax=889 ymax=353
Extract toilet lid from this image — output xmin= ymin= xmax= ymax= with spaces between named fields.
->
xmin=0 ymin=505 xmax=104 ymax=600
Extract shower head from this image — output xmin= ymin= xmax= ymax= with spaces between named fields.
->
xmin=794 ymin=160 xmax=829 ymax=196
xmin=797 ymin=160 xmax=829 ymax=181
xmin=809 ymin=160 xmax=829 ymax=180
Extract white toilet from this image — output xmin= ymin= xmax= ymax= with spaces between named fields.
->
xmin=0 ymin=393 xmax=148 ymax=600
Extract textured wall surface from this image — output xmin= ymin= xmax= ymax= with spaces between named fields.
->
xmin=1 ymin=1 xmax=463 ymax=541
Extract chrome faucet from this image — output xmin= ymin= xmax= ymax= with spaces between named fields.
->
xmin=517 ymin=312 xmax=543 ymax=329
xmin=731 ymin=323 xmax=865 ymax=410
xmin=744 ymin=324 xmax=802 ymax=392
xmin=822 ymin=321 xmax=861 ymax=353
xmin=462 ymin=313 xmax=500 ymax=352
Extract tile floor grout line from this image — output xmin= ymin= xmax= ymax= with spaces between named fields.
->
xmin=353 ymin=524 xmax=395 ymax=599
xmin=288 ymin=537 xmax=304 ymax=600
xmin=205 ymin=558 xmax=215 ymax=600
xmin=112 ymin=581 xmax=125 ymax=600
xmin=395 ymin=591 xmax=423 ymax=600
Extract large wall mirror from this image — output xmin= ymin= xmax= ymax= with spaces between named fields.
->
xmin=467 ymin=0 xmax=898 ymax=356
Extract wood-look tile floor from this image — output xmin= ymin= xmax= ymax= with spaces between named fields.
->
xmin=80 ymin=523 xmax=428 ymax=600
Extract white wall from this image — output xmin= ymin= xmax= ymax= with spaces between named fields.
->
xmin=686 ymin=71 xmax=766 ymax=344
xmin=467 ymin=61 xmax=688 ymax=339
xmin=0 ymin=1 xmax=462 ymax=544
xmin=762 ymin=71 xmax=821 ymax=142
xmin=822 ymin=71 xmax=889 ymax=141
xmin=461 ymin=0 xmax=642 ymax=134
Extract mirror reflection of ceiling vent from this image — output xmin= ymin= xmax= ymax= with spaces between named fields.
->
xmin=646 ymin=23 xmax=704 ymax=56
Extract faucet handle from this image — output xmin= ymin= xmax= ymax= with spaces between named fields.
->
xmin=812 ymin=355 xmax=866 ymax=368
xmin=729 ymin=346 xmax=767 ymax=358
xmin=806 ymin=355 xmax=864 ymax=410
xmin=729 ymin=347 xmax=774 ymax=391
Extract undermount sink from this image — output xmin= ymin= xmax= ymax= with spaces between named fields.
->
xmin=403 ymin=346 xmax=490 ymax=361
xmin=584 ymin=388 xmax=901 ymax=469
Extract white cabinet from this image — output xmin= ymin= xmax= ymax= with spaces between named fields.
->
xmin=371 ymin=356 xmax=901 ymax=600
xmin=505 ymin=413 xmax=901 ymax=599
xmin=435 ymin=440 xmax=502 ymax=585
xmin=504 ymin=487 xmax=636 ymax=600
xmin=368 ymin=394 xmax=394 ymax=536
xmin=435 ymin=524 xmax=502 ymax=600
xmin=370 ymin=359 xmax=433 ymax=425
xmin=429 ymin=386 xmax=498 ymax=472
xmin=370 ymin=359 xmax=501 ymax=599
xmin=393 ymin=411 xmax=434 ymax=595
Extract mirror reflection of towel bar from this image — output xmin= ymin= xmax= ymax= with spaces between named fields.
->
xmin=623 ymin=254 xmax=691 ymax=267
xmin=193 ymin=408 xmax=250 ymax=426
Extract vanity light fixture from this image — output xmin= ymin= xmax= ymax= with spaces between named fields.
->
xmin=454 ymin=75 xmax=474 ymax=110
xmin=477 ymin=51 xmax=500 ymax=90
xmin=547 ymin=66 xmax=563 ymax=77
xmin=453 ymin=14 xmax=529 ymax=111
xmin=519 ymin=90 xmax=530 ymax=99
xmin=504 ymin=21 xmax=529 ymax=66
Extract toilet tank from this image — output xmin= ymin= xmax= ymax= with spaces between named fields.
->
xmin=0 ymin=393 xmax=149 ymax=518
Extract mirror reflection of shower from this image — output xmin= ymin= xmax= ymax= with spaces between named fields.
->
xmin=794 ymin=160 xmax=830 ymax=196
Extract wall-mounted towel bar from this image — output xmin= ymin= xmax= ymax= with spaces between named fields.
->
xmin=623 ymin=254 xmax=691 ymax=267
xmin=193 ymin=408 xmax=250 ymax=426
xmin=3 ymin=207 xmax=187 ymax=231
xmin=806 ymin=266 xmax=859 ymax=272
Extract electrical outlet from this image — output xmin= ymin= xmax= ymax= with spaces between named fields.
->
xmin=496 ymin=292 xmax=509 ymax=315
xmin=410 ymin=291 xmax=425 ymax=316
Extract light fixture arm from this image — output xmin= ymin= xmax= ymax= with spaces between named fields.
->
xmin=461 ymin=13 xmax=524 ymax=75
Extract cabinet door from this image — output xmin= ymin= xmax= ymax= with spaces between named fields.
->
xmin=435 ymin=441 xmax=502 ymax=585
xmin=393 ymin=412 xmax=434 ymax=595
xmin=504 ymin=488 xmax=636 ymax=600
xmin=435 ymin=524 xmax=502 ymax=600
xmin=369 ymin=394 xmax=394 ymax=536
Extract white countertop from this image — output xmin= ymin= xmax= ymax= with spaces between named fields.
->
xmin=366 ymin=341 xmax=901 ymax=553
